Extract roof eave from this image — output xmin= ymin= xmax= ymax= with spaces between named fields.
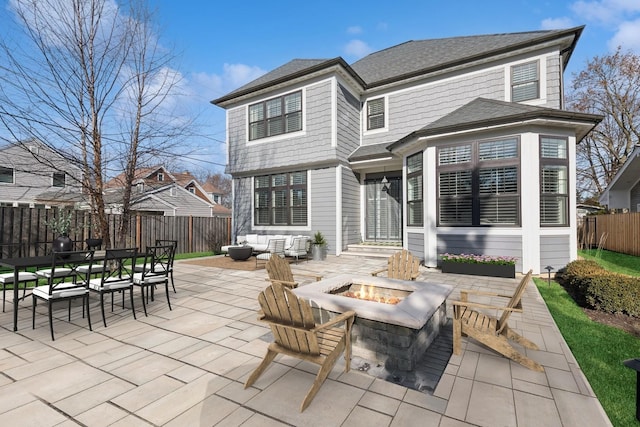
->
xmin=212 ymin=58 xmax=365 ymax=107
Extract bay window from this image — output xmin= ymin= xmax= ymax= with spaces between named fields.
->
xmin=254 ymin=171 xmax=307 ymax=226
xmin=438 ymin=138 xmax=520 ymax=226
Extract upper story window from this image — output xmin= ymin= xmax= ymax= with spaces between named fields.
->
xmin=254 ymin=171 xmax=307 ymax=226
xmin=188 ymin=187 xmax=195 ymax=194
xmin=52 ymin=172 xmax=65 ymax=187
xmin=540 ymin=136 xmax=569 ymax=226
xmin=0 ymin=166 xmax=14 ymax=184
xmin=437 ymin=138 xmax=520 ymax=226
xmin=511 ymin=61 xmax=539 ymax=102
xmin=249 ymin=91 xmax=302 ymax=141
xmin=366 ymin=98 xmax=385 ymax=130
xmin=406 ymin=152 xmax=423 ymax=226
xmin=157 ymin=172 xmax=164 ymax=182
xmin=137 ymin=183 xmax=144 ymax=193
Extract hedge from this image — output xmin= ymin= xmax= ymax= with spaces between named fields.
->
xmin=555 ymin=259 xmax=640 ymax=317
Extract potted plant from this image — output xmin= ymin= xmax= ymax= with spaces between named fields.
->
xmin=45 ymin=208 xmax=74 ymax=252
xmin=440 ymin=253 xmax=517 ymax=278
xmin=311 ymin=231 xmax=327 ymax=261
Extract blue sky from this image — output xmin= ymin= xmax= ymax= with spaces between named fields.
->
xmin=4 ymin=0 xmax=640 ymax=174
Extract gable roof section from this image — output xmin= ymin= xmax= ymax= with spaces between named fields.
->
xmin=388 ymin=98 xmax=602 ymax=152
xmin=351 ymin=27 xmax=582 ymax=88
xmin=213 ymin=27 xmax=583 ymax=106
xmin=213 ymin=58 xmax=365 ymax=105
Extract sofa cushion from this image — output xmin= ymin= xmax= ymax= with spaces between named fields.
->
xmin=245 ymin=234 xmax=258 ymax=245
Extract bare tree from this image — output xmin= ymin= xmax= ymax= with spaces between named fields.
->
xmin=205 ymin=172 xmax=232 ymax=208
xmin=568 ymin=47 xmax=640 ymax=198
xmin=0 ymin=0 xmax=193 ymax=247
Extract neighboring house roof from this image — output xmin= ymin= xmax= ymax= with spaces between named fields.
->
xmin=130 ymin=183 xmax=230 ymax=217
xmin=599 ymin=145 xmax=640 ymax=207
xmin=212 ymin=27 xmax=583 ymax=106
xmin=201 ymin=181 xmax=224 ymax=195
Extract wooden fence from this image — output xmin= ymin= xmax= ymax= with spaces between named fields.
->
xmin=0 ymin=207 xmax=231 ymax=258
xmin=578 ymin=212 xmax=640 ymax=256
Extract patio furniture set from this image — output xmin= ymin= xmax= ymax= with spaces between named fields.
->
xmin=222 ymin=234 xmax=311 ymax=265
xmin=0 ymin=239 xmax=177 ymax=339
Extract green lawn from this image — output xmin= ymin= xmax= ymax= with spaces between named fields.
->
xmin=535 ymin=249 xmax=640 ymax=427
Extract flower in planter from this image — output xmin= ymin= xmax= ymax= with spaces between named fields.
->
xmin=440 ymin=253 xmax=517 ymax=266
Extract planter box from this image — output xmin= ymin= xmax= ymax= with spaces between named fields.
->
xmin=441 ymin=261 xmax=515 ymax=278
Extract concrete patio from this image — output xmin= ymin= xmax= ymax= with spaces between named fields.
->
xmin=0 ymin=255 xmax=612 ymax=426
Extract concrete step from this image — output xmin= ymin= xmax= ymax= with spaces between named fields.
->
xmin=341 ymin=244 xmax=403 ymax=259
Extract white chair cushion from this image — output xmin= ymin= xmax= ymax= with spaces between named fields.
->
xmin=32 ymin=284 xmax=87 ymax=300
xmin=35 ymin=268 xmax=74 ymax=278
xmin=132 ymin=272 xmax=167 ymax=285
xmin=76 ymin=263 xmax=103 ymax=274
xmin=0 ymin=272 xmax=38 ymax=283
xmin=88 ymin=277 xmax=132 ymax=291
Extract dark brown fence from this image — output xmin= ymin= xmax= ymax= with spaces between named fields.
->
xmin=578 ymin=212 xmax=640 ymax=256
xmin=0 ymin=207 xmax=231 ymax=258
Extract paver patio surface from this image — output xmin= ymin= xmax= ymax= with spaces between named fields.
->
xmin=0 ymin=255 xmax=612 ymax=426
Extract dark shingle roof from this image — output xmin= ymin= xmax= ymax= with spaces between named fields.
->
xmin=348 ymin=143 xmax=395 ymax=163
xmin=213 ymin=27 xmax=583 ymax=105
xmin=388 ymin=98 xmax=602 ymax=150
xmin=351 ymin=29 xmax=579 ymax=87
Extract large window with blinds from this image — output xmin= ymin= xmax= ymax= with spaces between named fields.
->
xmin=437 ymin=137 xmax=520 ymax=226
xmin=367 ymin=97 xmax=385 ymax=130
xmin=254 ymin=171 xmax=307 ymax=226
xmin=511 ymin=61 xmax=539 ymax=102
xmin=249 ymin=91 xmax=302 ymax=140
xmin=406 ymin=152 xmax=423 ymax=226
xmin=540 ymin=136 xmax=569 ymax=226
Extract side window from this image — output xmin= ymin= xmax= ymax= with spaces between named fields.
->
xmin=540 ymin=136 xmax=568 ymax=226
xmin=406 ymin=152 xmax=423 ymax=226
xmin=52 ymin=172 xmax=65 ymax=187
xmin=249 ymin=91 xmax=302 ymax=140
xmin=367 ymin=98 xmax=385 ymax=130
xmin=511 ymin=61 xmax=539 ymax=102
xmin=0 ymin=166 xmax=14 ymax=184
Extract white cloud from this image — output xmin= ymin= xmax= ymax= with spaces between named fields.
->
xmin=541 ymin=17 xmax=575 ymax=30
xmin=608 ymin=18 xmax=640 ymax=51
xmin=343 ymin=39 xmax=373 ymax=59
xmin=571 ymin=0 xmax=640 ymax=25
xmin=347 ymin=26 xmax=362 ymax=34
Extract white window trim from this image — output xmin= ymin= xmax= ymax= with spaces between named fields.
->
xmin=505 ymin=56 xmax=547 ymax=105
xmin=245 ymin=88 xmax=307 ymax=145
xmin=363 ymin=95 xmax=389 ymax=135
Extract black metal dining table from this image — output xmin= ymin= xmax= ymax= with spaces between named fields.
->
xmin=0 ymin=252 xmax=105 ymax=331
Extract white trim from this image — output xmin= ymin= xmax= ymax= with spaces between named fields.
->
xmin=519 ymin=132 xmax=541 ymax=273
xmin=245 ymin=88 xmax=307 ymax=145
xmin=568 ymin=136 xmax=578 ymax=262
xmin=425 ymin=146 xmax=438 ymax=267
xmin=331 ymin=78 xmax=337 ymax=147
xmin=362 ymin=95 xmax=389 ymax=135
xmin=336 ymin=166 xmax=342 ymax=255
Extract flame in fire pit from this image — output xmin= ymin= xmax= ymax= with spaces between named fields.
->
xmin=343 ymin=283 xmax=401 ymax=305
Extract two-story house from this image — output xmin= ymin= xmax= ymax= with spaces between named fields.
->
xmin=212 ymin=27 xmax=602 ymax=274
xmin=0 ymin=140 xmax=83 ymax=208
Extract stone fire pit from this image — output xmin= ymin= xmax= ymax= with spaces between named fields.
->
xmin=294 ymin=274 xmax=453 ymax=370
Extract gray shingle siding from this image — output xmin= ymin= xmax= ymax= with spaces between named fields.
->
xmin=539 ymin=235 xmax=571 ymax=271
xmin=363 ymin=69 xmax=504 ymax=146
xmin=226 ymin=81 xmax=336 ymax=175
xmin=336 ymin=83 xmax=361 ymax=159
xmin=437 ymin=234 xmax=523 ymax=272
xmin=407 ymin=232 xmax=424 ymax=258
xmin=545 ymin=55 xmax=562 ymax=108
xmin=232 ymin=177 xmax=253 ymax=237
xmin=0 ymin=142 xmax=82 ymax=204
xmin=341 ymin=167 xmax=360 ymax=248
xmin=311 ymin=167 xmax=337 ymax=254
